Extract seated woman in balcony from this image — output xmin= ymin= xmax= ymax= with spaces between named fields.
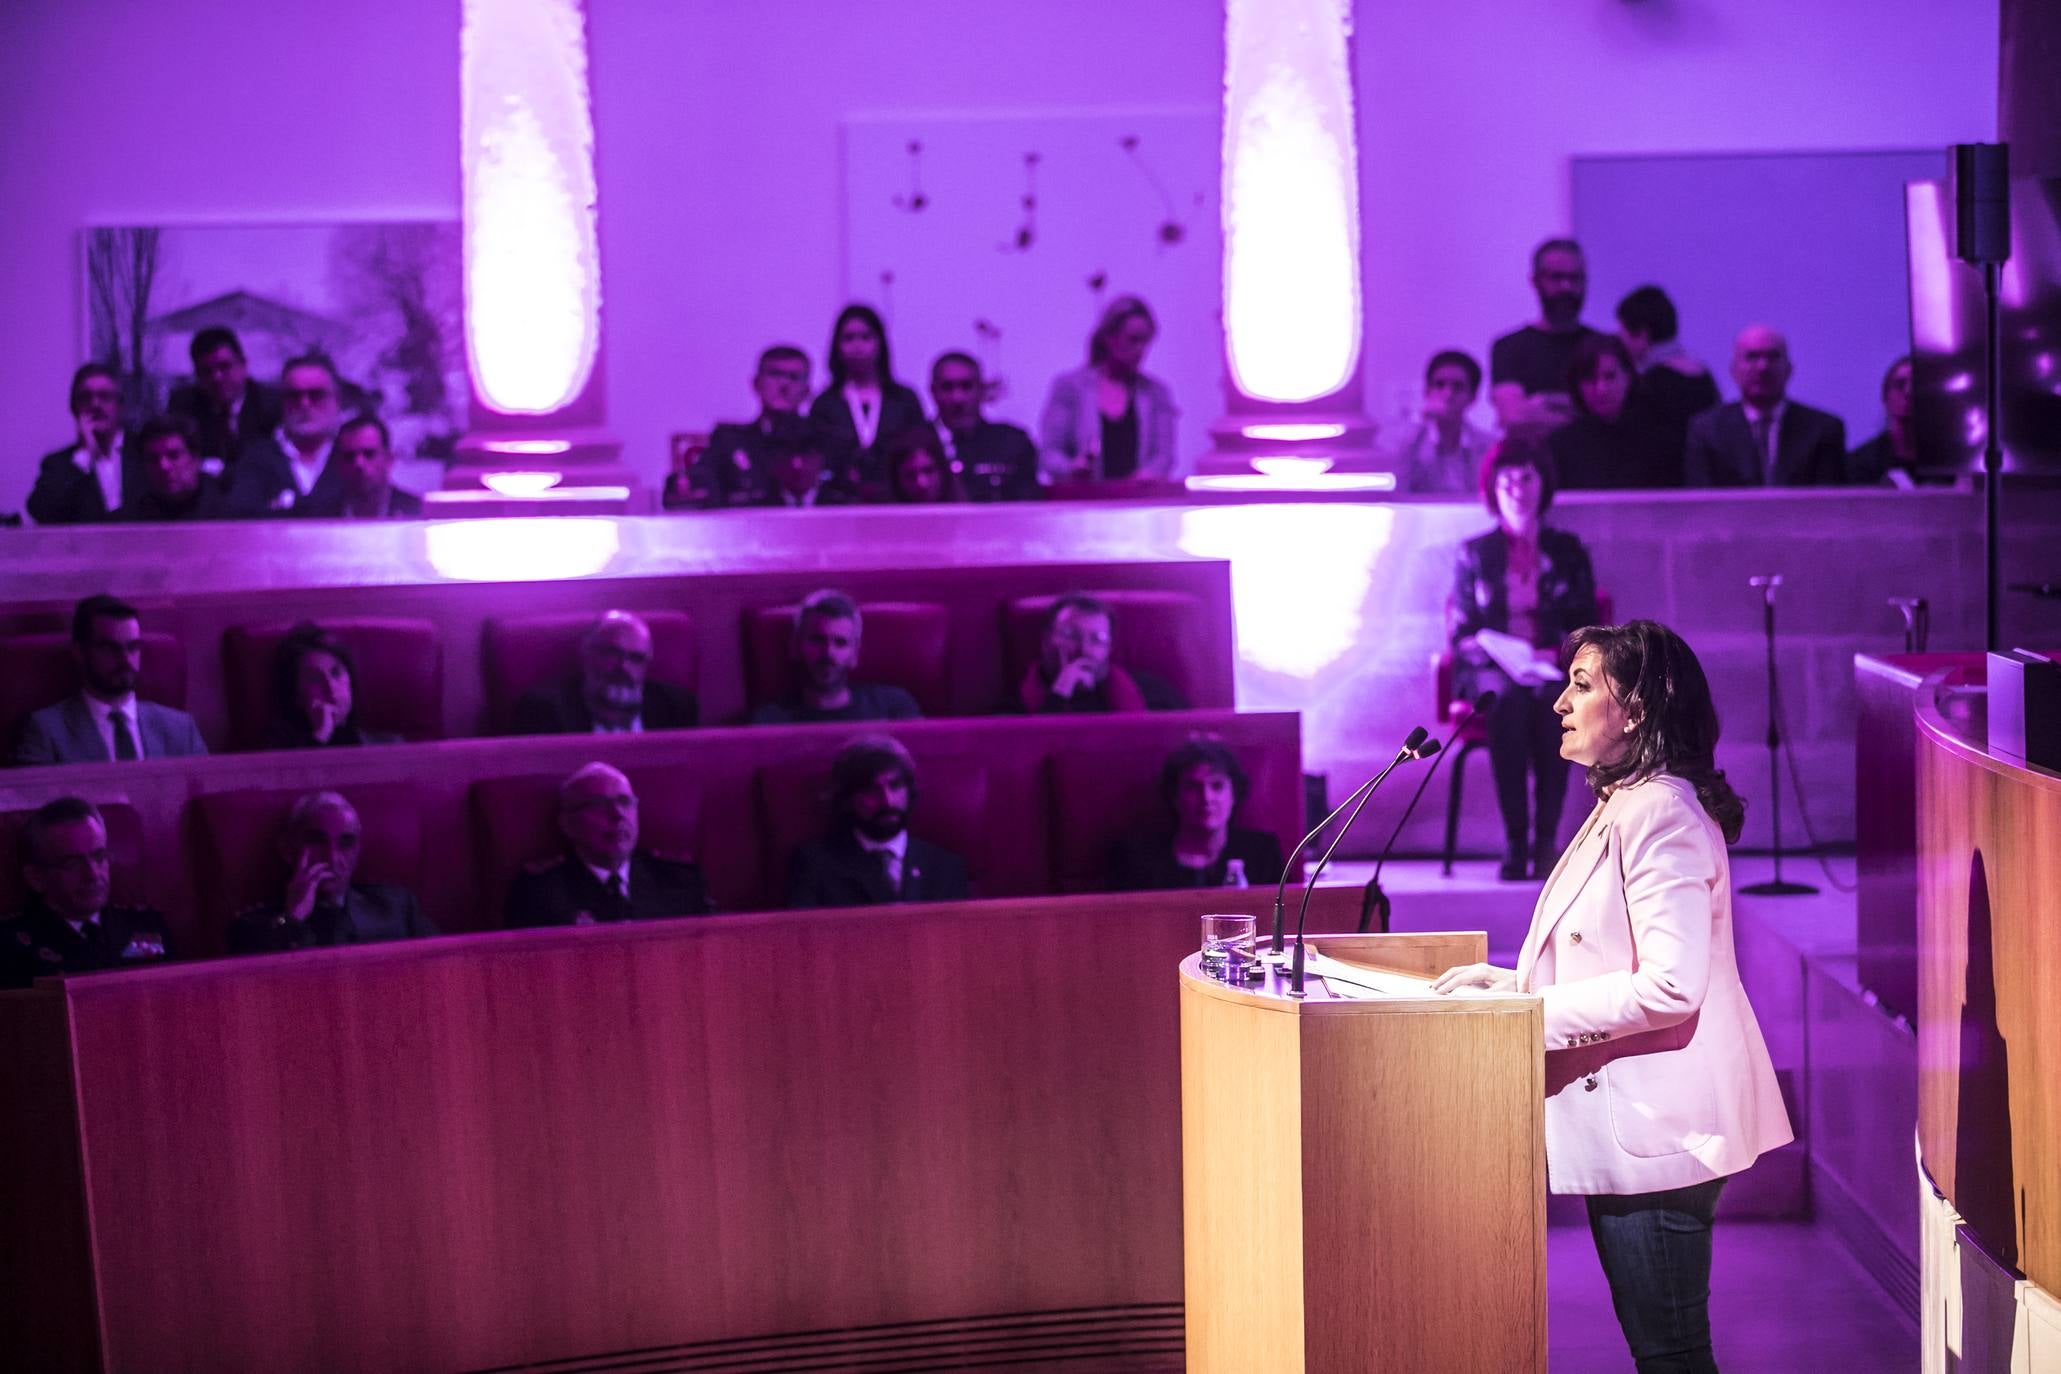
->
xmin=1108 ymin=738 xmax=1284 ymax=891
xmin=883 ymin=427 xmax=964 ymax=504
xmin=1547 ymin=334 xmax=1681 ymax=490
xmin=264 ymin=622 xmax=399 ymax=749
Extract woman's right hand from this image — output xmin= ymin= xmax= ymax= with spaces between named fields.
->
xmin=1431 ymin=962 xmax=1517 ymax=995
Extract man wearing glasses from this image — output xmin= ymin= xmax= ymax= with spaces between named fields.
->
xmin=504 ymin=763 xmax=713 ymax=926
xmin=683 ymin=344 xmax=815 ymax=508
xmin=2 ymin=798 xmax=173 ymax=987
xmin=510 ymin=610 xmax=700 ymax=736
xmin=25 ymin=363 xmax=140 ymax=524
xmin=226 ymin=353 xmax=350 ymax=514
xmin=1011 ymin=594 xmax=1187 ymax=713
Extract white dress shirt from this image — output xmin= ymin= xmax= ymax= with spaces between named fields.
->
xmin=82 ymin=692 xmax=145 ymax=760
xmin=856 ymin=829 xmax=910 ymax=891
xmin=275 ymin=428 xmax=334 ymax=498
xmin=583 ymin=861 xmax=629 ymax=899
xmin=1740 ymin=400 xmax=1787 ymax=481
xmin=72 ymin=432 xmax=125 ymax=512
xmin=843 ymin=383 xmax=883 ymax=450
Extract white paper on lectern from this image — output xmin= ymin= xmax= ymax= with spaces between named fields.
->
xmin=1303 ymin=950 xmax=1437 ymax=997
xmin=1474 ymin=628 xmax=1561 ymax=686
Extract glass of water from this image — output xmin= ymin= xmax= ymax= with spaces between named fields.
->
xmin=1199 ymin=913 xmax=1258 ymax=982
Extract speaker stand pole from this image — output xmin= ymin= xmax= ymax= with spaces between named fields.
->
xmin=1742 ymin=576 xmax=1816 ymax=897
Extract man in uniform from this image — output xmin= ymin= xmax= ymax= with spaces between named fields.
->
xmin=3 ymin=798 xmax=173 ymax=987
xmin=505 ymin=763 xmax=712 ymax=926
xmin=226 ymin=791 xmax=437 ymax=953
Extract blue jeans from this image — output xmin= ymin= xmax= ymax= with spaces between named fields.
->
xmin=1586 ymin=1178 xmax=1726 ymax=1372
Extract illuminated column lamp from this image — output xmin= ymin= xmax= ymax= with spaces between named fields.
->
xmin=1209 ymin=0 xmax=1374 ymax=477
xmin=455 ymin=0 xmax=619 ymax=496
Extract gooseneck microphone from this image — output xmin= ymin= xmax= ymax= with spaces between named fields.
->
xmin=1358 ymin=691 xmax=1498 ymax=934
xmin=1287 ymin=726 xmax=1437 ymax=996
xmin=1270 ymin=724 xmax=1432 ymax=958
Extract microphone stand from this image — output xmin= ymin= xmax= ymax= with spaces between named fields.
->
xmin=1268 ymin=724 xmax=1429 ymax=959
xmin=1289 ymin=734 xmax=1435 ymax=996
xmin=1358 ymin=693 xmax=1497 ymax=933
xmin=1742 ymin=576 xmax=1815 ymax=896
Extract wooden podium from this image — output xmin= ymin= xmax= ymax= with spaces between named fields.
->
xmin=1180 ymin=932 xmax=1546 ymax=1373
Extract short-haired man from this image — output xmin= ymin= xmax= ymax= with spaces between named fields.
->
xmin=929 ymin=352 xmax=1040 ymax=501
xmin=119 ymin=415 xmax=233 ymax=522
xmin=1013 ymin=595 xmax=1188 ymax=714
xmin=2 ymin=798 xmax=172 ymax=987
xmin=1489 ymin=238 xmax=1605 ymax=430
xmin=505 ymin=763 xmax=713 ymax=926
xmin=682 ymin=345 xmax=815 ymax=508
xmin=765 ymin=424 xmax=856 ymax=508
xmin=227 ymin=791 xmax=437 ymax=953
xmin=1614 ymin=285 xmax=1719 ymax=463
xmin=510 ymin=610 xmax=700 ymax=735
xmin=1684 ymin=325 xmax=1847 ymax=486
xmin=25 ymin=363 xmax=140 ymax=525
xmin=226 ymin=353 xmax=349 ymax=514
xmin=14 ymin=596 xmax=209 ymax=765
xmin=295 ymin=414 xmax=422 ymax=518
xmin=786 ymin=736 xmax=969 ymax=908
xmin=751 ymin=590 xmax=923 ymax=725
xmin=166 ymin=326 xmax=281 ymax=465
xmin=1384 ymin=349 xmax=1495 ymax=494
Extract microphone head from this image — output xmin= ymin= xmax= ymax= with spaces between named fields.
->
xmin=1413 ymin=737 xmax=1442 ymax=759
xmin=1471 ymin=690 xmax=1498 ymax=714
xmin=1401 ymin=725 xmax=1429 ymax=755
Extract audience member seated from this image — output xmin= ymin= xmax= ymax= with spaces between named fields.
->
xmin=1489 ymin=239 xmax=1604 ymax=431
xmin=295 ymin=414 xmax=421 ymax=518
xmin=1614 ymin=285 xmax=1719 ymax=463
xmin=1012 ymin=594 xmax=1188 ymax=714
xmin=1848 ymin=355 xmax=1918 ymax=487
xmin=166 ymin=325 xmax=281 ymax=467
xmin=1386 ymin=349 xmax=1495 ymax=494
xmin=1107 ymin=738 xmax=1286 ymax=891
xmin=688 ymin=345 xmax=814 ymax=508
xmin=929 ymin=352 xmax=1040 ymax=500
xmin=26 ymin=363 xmax=137 ymax=526
xmin=505 ymin=763 xmax=712 ymax=926
xmin=883 ymin=427 xmax=963 ymax=504
xmin=765 ymin=424 xmax=858 ymax=508
xmin=226 ymin=353 xmax=348 ymax=514
xmin=511 ymin=610 xmax=699 ymax=735
xmin=786 ymin=736 xmax=970 ymax=907
xmin=226 ymin=791 xmax=436 ymax=953
xmin=1548 ymin=334 xmax=1681 ymax=489
xmin=1449 ymin=438 xmax=1598 ymax=881
xmin=14 ymin=595 xmax=208 ymax=765
xmin=751 ymin=590 xmax=923 ymax=724
xmin=807 ymin=304 xmax=925 ymax=487
xmin=1685 ymin=324 xmax=1847 ymax=486
xmin=263 ymin=622 xmax=401 ymax=749
xmin=1 ymin=798 xmax=171 ymax=987
xmin=1039 ymin=295 xmax=1179 ymax=483
xmin=119 ymin=415 xmax=235 ymax=521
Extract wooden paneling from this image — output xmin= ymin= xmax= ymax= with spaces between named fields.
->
xmin=0 ymin=991 xmax=100 ymax=1370
xmin=1916 ymin=684 xmax=2061 ymax=1295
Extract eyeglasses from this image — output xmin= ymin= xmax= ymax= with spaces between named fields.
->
xmin=36 ymin=849 xmax=109 ymax=879
xmin=284 ymin=387 xmax=336 ymax=404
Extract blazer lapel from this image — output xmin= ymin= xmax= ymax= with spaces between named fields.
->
xmin=64 ymin=697 xmax=112 ymax=762
xmin=1518 ymin=795 xmax=1615 ymax=980
xmin=1720 ymin=406 xmax=1758 ymax=484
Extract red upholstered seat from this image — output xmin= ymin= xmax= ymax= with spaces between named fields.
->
xmin=0 ymin=801 xmax=150 ymax=915
xmin=1001 ymin=591 xmax=1211 ymax=710
xmin=0 ymin=632 xmax=187 ymax=756
xmin=741 ymin=601 xmax=952 ymax=718
xmin=190 ymin=782 xmax=429 ymax=929
xmin=480 ymin=612 xmax=699 ymax=735
xmin=220 ymin=619 xmax=444 ymax=751
xmin=0 ymin=610 xmax=66 ymax=637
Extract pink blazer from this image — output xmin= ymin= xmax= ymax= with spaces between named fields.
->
xmin=1517 ymin=773 xmax=1792 ymax=1195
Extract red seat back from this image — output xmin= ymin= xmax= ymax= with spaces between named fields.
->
xmin=1001 ymin=592 xmax=1210 ymax=709
xmin=741 ymin=601 xmax=952 ymax=717
xmin=481 ymin=612 xmax=699 ymax=734
xmin=0 ymin=610 xmax=65 ymax=637
xmin=0 ymin=801 xmax=150 ymax=914
xmin=190 ymin=782 xmax=429 ymax=931
xmin=1434 ymin=589 xmax=1613 ymax=735
xmin=0 ymin=632 xmax=188 ymax=756
xmin=220 ymin=619 xmax=444 ymax=751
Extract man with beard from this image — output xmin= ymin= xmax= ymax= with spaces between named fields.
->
xmin=1489 ymin=238 xmax=1605 ymax=431
xmin=295 ymin=415 xmax=422 ymax=518
xmin=505 ymin=763 xmax=713 ymax=926
xmin=226 ymin=353 xmax=351 ymax=514
xmin=511 ymin=610 xmax=700 ymax=735
xmin=1011 ymin=594 xmax=1187 ymax=714
xmin=786 ymin=736 xmax=969 ymax=908
xmin=166 ymin=326 xmax=282 ymax=466
xmin=118 ymin=415 xmax=235 ymax=522
xmin=227 ymin=791 xmax=437 ymax=953
xmin=25 ymin=363 xmax=142 ymax=525
xmin=750 ymin=589 xmax=923 ymax=725
xmin=2 ymin=798 xmax=173 ymax=987
xmin=14 ymin=595 xmax=209 ymax=765
xmin=929 ymin=352 xmax=1040 ymax=501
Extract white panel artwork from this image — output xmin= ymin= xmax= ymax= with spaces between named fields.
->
xmin=844 ymin=109 xmax=1220 ymax=474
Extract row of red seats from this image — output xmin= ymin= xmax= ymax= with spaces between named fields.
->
xmin=0 ymin=711 xmax=1303 ymax=954
xmin=0 ymin=589 xmax=1217 ymax=754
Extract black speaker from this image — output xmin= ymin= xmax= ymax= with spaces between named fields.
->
xmin=1953 ymin=142 xmax=2012 ymax=264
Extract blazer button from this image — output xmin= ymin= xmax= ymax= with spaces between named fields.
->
xmin=1569 ymin=932 xmax=1582 ymax=945
xmin=1583 ymin=1076 xmax=1598 ymax=1092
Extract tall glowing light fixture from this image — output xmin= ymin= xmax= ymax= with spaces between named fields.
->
xmin=461 ymin=0 xmax=601 ymax=417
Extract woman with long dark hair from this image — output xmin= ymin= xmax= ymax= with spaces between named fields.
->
xmin=1434 ymin=620 xmax=1793 ymax=1372
xmin=263 ymin=623 xmax=398 ymax=749
xmin=1547 ymin=333 xmax=1682 ymax=489
xmin=806 ymin=304 xmax=925 ymax=488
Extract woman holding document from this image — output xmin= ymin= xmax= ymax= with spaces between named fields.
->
xmin=1433 ymin=620 xmax=1793 ymax=1373
xmin=1448 ymin=436 xmax=1599 ymax=879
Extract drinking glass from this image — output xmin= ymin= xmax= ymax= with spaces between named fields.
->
xmin=1199 ymin=913 xmax=1258 ymax=981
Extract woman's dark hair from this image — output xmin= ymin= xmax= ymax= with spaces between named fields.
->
xmin=1564 ymin=619 xmax=1746 ymax=843
xmin=271 ymin=621 xmax=360 ymax=733
xmin=882 ymin=426 xmax=958 ymax=503
xmin=1880 ymin=354 xmax=1912 ymax=399
xmin=1477 ymin=434 xmax=1558 ymax=519
xmin=1614 ymin=285 xmax=1679 ymax=345
xmin=826 ymin=304 xmax=894 ymax=388
xmin=1158 ymin=738 xmax=1250 ymax=824
xmin=1566 ymin=334 xmax=1639 ymax=418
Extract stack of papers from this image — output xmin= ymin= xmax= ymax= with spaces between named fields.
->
xmin=1475 ymin=628 xmax=1561 ymax=687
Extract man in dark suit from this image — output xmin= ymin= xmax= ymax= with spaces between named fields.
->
xmin=225 ymin=353 xmax=351 ymax=515
xmin=293 ymin=414 xmax=422 ymax=518
xmin=750 ymin=589 xmax=923 ymax=725
xmin=787 ymin=736 xmax=970 ymax=908
xmin=25 ymin=363 xmax=143 ymax=525
xmin=14 ymin=595 xmax=209 ymax=765
xmin=2 ymin=798 xmax=172 ymax=987
xmin=227 ymin=791 xmax=437 ymax=953
xmin=682 ymin=345 xmax=813 ymax=508
xmin=930 ymin=352 xmax=1041 ymax=501
xmin=505 ymin=763 xmax=712 ymax=926
xmin=1684 ymin=325 xmax=1848 ymax=486
xmin=165 ymin=326 xmax=281 ymax=467
xmin=510 ymin=610 xmax=699 ymax=735
xmin=118 ymin=415 xmax=235 ymax=522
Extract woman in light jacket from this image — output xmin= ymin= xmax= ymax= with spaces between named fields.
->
xmin=1433 ymin=619 xmax=1792 ymax=1373
xmin=1037 ymin=294 xmax=1179 ymax=484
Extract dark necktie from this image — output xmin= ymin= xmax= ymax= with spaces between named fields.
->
xmin=607 ymin=871 xmax=627 ymax=912
xmin=109 ymin=708 xmax=139 ymax=761
xmin=1751 ymin=414 xmax=1775 ymax=484
xmin=873 ymin=848 xmax=898 ymax=898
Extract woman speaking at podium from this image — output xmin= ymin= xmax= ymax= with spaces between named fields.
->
xmin=1432 ymin=620 xmax=1792 ymax=1373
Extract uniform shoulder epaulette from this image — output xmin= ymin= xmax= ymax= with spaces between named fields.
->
xmin=524 ymin=854 xmax=570 ymax=875
xmin=645 ymin=849 xmax=697 ymax=869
